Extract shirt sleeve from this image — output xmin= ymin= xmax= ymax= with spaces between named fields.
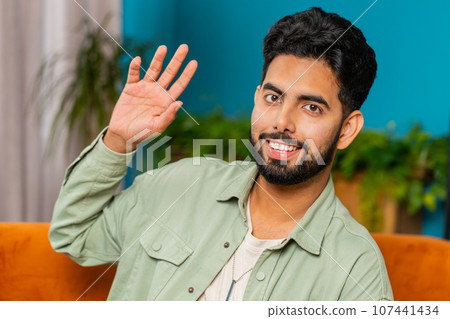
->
xmin=338 ymin=246 xmax=394 ymax=301
xmin=48 ymin=127 xmax=139 ymax=266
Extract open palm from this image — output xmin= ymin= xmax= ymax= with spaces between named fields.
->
xmin=105 ymin=44 xmax=197 ymax=152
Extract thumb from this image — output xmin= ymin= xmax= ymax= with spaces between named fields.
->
xmin=157 ymin=101 xmax=183 ymax=129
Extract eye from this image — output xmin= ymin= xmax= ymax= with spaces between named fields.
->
xmin=264 ymin=94 xmax=281 ymax=104
xmin=304 ymin=104 xmax=321 ymax=113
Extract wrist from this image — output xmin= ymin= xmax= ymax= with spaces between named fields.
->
xmin=103 ymin=130 xmax=133 ymax=154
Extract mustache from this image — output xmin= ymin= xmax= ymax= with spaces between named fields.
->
xmin=258 ymin=132 xmax=303 ymax=148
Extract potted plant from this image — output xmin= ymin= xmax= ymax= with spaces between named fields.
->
xmin=333 ymin=123 xmax=448 ymax=233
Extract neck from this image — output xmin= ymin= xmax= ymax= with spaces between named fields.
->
xmin=249 ymin=166 xmax=331 ymax=238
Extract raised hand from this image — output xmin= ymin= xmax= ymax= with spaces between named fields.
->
xmin=103 ymin=44 xmax=198 ymax=153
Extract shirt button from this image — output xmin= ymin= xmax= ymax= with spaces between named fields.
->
xmin=256 ymin=271 xmax=265 ymax=281
xmin=152 ymin=242 xmax=162 ymax=251
xmin=188 ymin=287 xmax=194 ymax=293
xmin=224 ymin=242 xmax=230 ymax=248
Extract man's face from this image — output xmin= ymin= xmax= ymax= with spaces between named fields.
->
xmin=250 ymin=55 xmax=344 ymax=185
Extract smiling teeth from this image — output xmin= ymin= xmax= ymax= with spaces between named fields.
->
xmin=269 ymin=141 xmax=300 ymax=151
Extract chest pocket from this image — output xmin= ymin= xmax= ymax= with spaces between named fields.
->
xmin=138 ymin=218 xmax=193 ymax=300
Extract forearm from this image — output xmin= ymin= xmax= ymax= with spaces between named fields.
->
xmin=49 ymin=127 xmax=136 ymax=265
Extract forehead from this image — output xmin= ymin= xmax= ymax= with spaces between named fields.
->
xmin=264 ymin=55 xmax=341 ymax=108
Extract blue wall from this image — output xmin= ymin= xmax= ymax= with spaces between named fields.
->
xmin=123 ymin=0 xmax=450 ymax=136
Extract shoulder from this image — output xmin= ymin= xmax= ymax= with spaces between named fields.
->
xmin=327 ymin=197 xmax=393 ymax=300
xmin=132 ymin=157 xmax=256 ymax=196
xmin=330 ymin=197 xmax=382 ymax=257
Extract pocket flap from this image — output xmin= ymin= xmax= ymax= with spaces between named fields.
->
xmin=139 ymin=219 xmax=193 ymax=266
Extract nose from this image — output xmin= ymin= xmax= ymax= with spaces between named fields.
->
xmin=273 ymin=105 xmax=295 ymax=133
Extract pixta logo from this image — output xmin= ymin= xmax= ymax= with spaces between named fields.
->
xmin=126 ymin=131 xmax=326 ymax=174
xmin=125 ymin=128 xmax=172 ymax=176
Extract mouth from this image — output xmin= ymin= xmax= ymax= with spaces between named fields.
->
xmin=265 ymin=139 xmax=302 ymax=160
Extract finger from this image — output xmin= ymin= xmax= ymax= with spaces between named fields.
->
xmin=126 ymin=56 xmax=141 ymax=84
xmin=143 ymin=45 xmax=167 ymax=82
xmin=155 ymin=101 xmax=183 ymax=130
xmin=157 ymin=44 xmax=189 ymax=89
xmin=167 ymin=60 xmax=198 ymax=100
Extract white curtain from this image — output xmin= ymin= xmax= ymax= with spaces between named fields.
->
xmin=0 ymin=0 xmax=121 ymax=222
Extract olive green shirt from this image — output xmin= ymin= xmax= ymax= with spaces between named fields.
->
xmin=49 ymin=128 xmax=393 ymax=301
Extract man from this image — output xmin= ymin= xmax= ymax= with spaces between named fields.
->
xmin=49 ymin=7 xmax=393 ymax=301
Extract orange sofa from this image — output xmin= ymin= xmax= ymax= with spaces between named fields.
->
xmin=0 ymin=223 xmax=449 ymax=301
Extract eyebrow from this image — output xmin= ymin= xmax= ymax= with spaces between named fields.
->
xmin=262 ymin=82 xmax=330 ymax=110
xmin=262 ymin=83 xmax=284 ymax=96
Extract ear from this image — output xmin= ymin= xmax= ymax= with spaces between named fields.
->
xmin=254 ymin=85 xmax=261 ymax=104
xmin=336 ymin=110 xmax=364 ymax=150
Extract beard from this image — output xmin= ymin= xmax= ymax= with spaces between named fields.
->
xmin=249 ymin=127 xmax=341 ymax=186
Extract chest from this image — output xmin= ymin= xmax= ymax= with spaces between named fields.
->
xmin=109 ymin=223 xmax=348 ymax=301
xmin=107 ymin=197 xmax=347 ymax=300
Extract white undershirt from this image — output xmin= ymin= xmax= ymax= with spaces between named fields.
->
xmin=198 ymin=195 xmax=286 ymax=301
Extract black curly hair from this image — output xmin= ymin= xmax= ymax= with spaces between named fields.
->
xmin=261 ymin=7 xmax=377 ymax=117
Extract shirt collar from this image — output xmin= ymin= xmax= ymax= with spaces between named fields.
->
xmin=215 ymin=162 xmax=258 ymax=202
xmin=216 ymin=162 xmax=336 ymax=256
